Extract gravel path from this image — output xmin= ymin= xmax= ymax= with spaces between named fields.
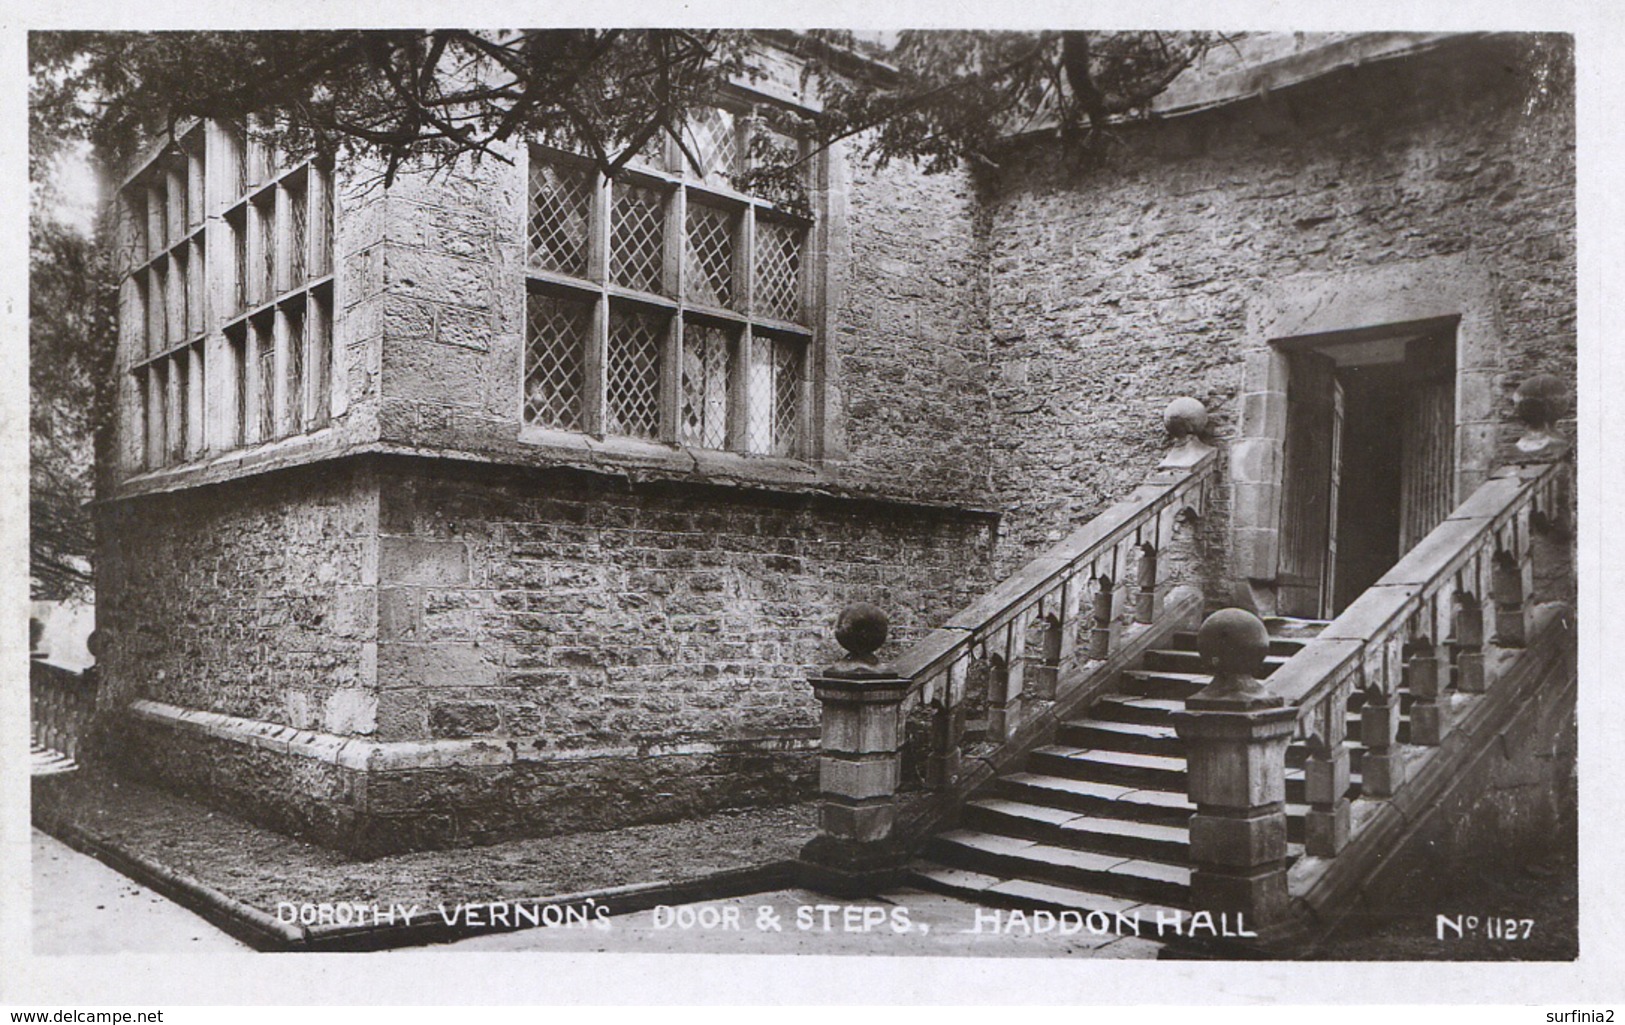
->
xmin=36 ymin=772 xmax=816 ymax=914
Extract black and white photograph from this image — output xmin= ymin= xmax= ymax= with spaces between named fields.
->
xmin=6 ymin=3 xmax=1621 ymax=1009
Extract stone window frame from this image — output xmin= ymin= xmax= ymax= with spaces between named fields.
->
xmin=519 ymin=98 xmax=824 ymax=461
xmin=214 ymin=126 xmax=337 ymax=452
xmin=1231 ymin=255 xmax=1504 ymax=597
xmin=117 ymin=125 xmax=210 ymax=470
xmin=116 ymin=120 xmax=337 ymax=472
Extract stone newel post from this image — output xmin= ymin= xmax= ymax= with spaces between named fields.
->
xmin=1171 ymin=609 xmax=1297 ymax=939
xmin=800 ymin=603 xmax=911 ymax=896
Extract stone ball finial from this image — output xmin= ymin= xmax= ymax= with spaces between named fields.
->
xmin=1163 ymin=397 xmax=1209 ymax=439
xmin=835 ymin=603 xmax=889 ymax=662
xmin=1513 ymin=374 xmax=1566 ymax=430
xmin=1197 ymin=607 xmax=1270 ymax=677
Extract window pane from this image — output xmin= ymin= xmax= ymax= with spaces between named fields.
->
xmin=683 ymin=107 xmax=738 ymax=186
xmin=684 ymin=199 xmax=735 ymax=309
xmin=524 ymin=291 xmax=591 ymax=431
xmin=610 ymin=182 xmax=666 ymax=295
xmin=229 ymin=325 xmax=248 ymax=447
xmin=148 ymin=264 xmax=167 ymax=352
xmin=175 ymin=250 xmax=190 ymax=339
xmin=606 ymin=303 xmax=664 ymax=439
xmin=311 ymin=165 xmax=334 ymax=278
xmin=189 ymin=343 xmax=206 ymax=456
xmin=284 ymin=304 xmax=305 ymax=436
xmin=119 ymin=190 xmax=147 ymax=273
xmin=132 ymin=274 xmax=150 ymax=359
xmin=528 ymin=158 xmax=593 ymax=277
xmin=166 ymin=256 xmax=185 ymax=345
xmin=288 ymin=175 xmax=309 ymax=288
xmin=228 ymin=124 xmax=247 ymax=198
xmin=169 ymin=353 xmax=187 ymax=463
xmin=254 ymin=317 xmax=276 ymax=442
xmin=773 ymin=336 xmax=804 ymax=457
xmin=747 ymin=334 xmax=804 ymax=457
xmin=681 ymin=322 xmax=732 ymax=450
xmin=187 ymin=241 xmax=205 ymax=338
xmin=309 ymin=293 xmax=331 ymax=431
xmin=146 ymin=183 xmax=167 ymax=255
xmin=146 ymin=363 xmax=167 ymax=468
xmin=186 ymin=148 xmax=206 ymax=229
xmin=228 ymin=208 xmax=248 ymax=314
xmin=755 ymin=218 xmax=804 ymax=323
xmin=253 ymin=195 xmax=276 ymax=305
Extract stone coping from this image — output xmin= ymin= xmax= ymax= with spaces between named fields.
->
xmin=128 ymin=699 xmax=817 ymax=773
xmin=1268 ymin=458 xmax=1566 ymax=709
xmin=101 ymin=441 xmax=1003 ymax=521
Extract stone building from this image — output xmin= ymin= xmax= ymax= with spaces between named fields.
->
xmin=94 ymin=30 xmax=1575 ymax=869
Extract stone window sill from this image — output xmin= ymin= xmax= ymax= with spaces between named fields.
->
xmin=516 ymin=425 xmax=829 ymax=490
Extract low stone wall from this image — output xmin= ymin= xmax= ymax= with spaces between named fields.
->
xmin=117 ymin=699 xmax=816 ymax=857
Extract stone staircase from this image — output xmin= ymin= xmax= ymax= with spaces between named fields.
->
xmin=906 ymin=616 xmax=1392 ymax=918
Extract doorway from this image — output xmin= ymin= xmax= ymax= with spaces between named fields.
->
xmin=1276 ymin=325 xmax=1457 ymax=619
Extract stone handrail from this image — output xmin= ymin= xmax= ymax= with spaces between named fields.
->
xmin=1268 ymin=453 xmax=1570 ymax=857
xmin=892 ymin=398 xmax=1218 ymax=787
xmin=800 ymin=397 xmax=1220 ymax=894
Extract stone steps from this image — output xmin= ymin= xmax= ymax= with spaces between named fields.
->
xmin=906 ymin=616 xmax=1339 ymax=917
xmin=924 ymin=829 xmax=1192 ymax=907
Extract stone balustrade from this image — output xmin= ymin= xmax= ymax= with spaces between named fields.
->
xmin=32 ymin=660 xmax=97 ymax=763
xmin=1174 ymin=376 xmax=1572 ymax=937
xmin=802 ymin=398 xmax=1219 ymax=887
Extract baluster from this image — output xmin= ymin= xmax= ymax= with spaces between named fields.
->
xmin=1088 ymin=574 xmax=1117 ymax=659
xmin=1453 ymin=590 xmax=1486 ymax=694
xmin=1056 ymin=574 xmax=1081 ymax=675
xmin=928 ymin=655 xmax=969 ymax=788
xmin=1304 ymin=685 xmax=1351 ymax=856
xmin=1134 ymin=541 xmax=1160 ymax=624
xmin=1029 ymin=612 xmax=1062 ymax=702
xmin=1407 ymin=629 xmax=1444 ymax=746
xmin=990 ymin=615 xmax=1028 ymax=740
xmin=1359 ymin=636 xmax=1406 ymax=797
xmin=1491 ymin=547 xmax=1528 ymax=649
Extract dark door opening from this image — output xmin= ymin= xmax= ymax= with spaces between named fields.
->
xmin=1331 ymin=362 xmax=1407 ymax=612
xmin=1277 ymin=327 xmax=1456 ymax=619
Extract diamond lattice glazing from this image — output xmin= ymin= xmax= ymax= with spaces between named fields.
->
xmin=684 ymin=108 xmax=739 ymax=185
xmin=606 ymin=304 xmax=664 ymax=439
xmin=746 ymin=335 xmax=775 ymax=455
xmin=684 ymin=201 xmax=734 ymax=309
xmin=773 ymin=337 xmax=803 ymax=457
xmin=755 ymin=219 xmax=803 ymax=323
xmin=289 ymin=180 xmax=308 ymax=286
xmin=681 ymin=323 xmax=732 ymax=449
xmin=529 ymin=160 xmax=593 ymax=277
xmin=524 ymin=292 xmax=592 ymax=430
xmin=611 ymin=183 xmax=667 ymax=294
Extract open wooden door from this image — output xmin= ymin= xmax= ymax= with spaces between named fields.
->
xmin=1278 ymin=349 xmax=1340 ymax=618
xmin=1399 ymin=336 xmax=1456 ymax=553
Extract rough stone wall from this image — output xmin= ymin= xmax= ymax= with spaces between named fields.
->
xmin=361 ymin=141 xmax=995 ymax=508
xmin=373 ymin=459 xmax=997 ymax=748
xmin=984 ymin=35 xmax=1575 ymax=582
xmin=827 ymin=146 xmax=994 ymax=504
xmin=96 ymin=464 xmax=379 ymax=730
